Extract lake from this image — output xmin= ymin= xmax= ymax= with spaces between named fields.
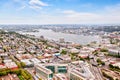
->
xmin=19 ymin=29 xmax=100 ymax=45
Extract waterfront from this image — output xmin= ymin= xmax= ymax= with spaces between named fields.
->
xmin=19 ymin=29 xmax=100 ymax=45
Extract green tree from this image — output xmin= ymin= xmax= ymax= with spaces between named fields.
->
xmin=97 ymin=58 xmax=105 ymax=65
xmin=100 ymin=48 xmax=108 ymax=52
xmin=21 ymin=62 xmax=26 ymax=68
xmin=16 ymin=62 xmax=22 ymax=68
xmin=11 ymin=69 xmax=21 ymax=75
xmin=61 ymin=50 xmax=67 ymax=55
xmin=0 ymin=71 xmax=7 ymax=76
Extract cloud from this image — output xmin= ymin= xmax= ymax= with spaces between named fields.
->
xmin=62 ymin=10 xmax=101 ymax=21
xmin=17 ymin=6 xmax=26 ymax=11
xmin=12 ymin=0 xmax=49 ymax=10
xmin=105 ymin=4 xmax=120 ymax=16
xmin=60 ymin=3 xmax=120 ymax=24
xmin=29 ymin=0 xmax=48 ymax=9
xmin=62 ymin=10 xmax=99 ymax=18
xmin=1 ymin=1 xmax=120 ymax=24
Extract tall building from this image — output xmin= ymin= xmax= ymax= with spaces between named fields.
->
xmin=35 ymin=64 xmax=53 ymax=80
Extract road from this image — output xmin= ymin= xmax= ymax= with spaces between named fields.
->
xmin=89 ymin=59 xmax=103 ymax=80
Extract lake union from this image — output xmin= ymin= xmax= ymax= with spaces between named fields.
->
xmin=20 ymin=29 xmax=100 ymax=45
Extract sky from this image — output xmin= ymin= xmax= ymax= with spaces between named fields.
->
xmin=0 ymin=0 xmax=120 ymax=24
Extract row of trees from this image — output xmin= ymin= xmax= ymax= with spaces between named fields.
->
xmin=109 ymin=64 xmax=120 ymax=72
xmin=16 ymin=62 xmax=26 ymax=68
xmin=0 ymin=68 xmax=33 ymax=80
xmin=21 ymin=69 xmax=33 ymax=80
xmin=100 ymin=48 xmax=108 ymax=52
xmin=107 ymin=53 xmax=120 ymax=58
xmin=0 ymin=68 xmax=20 ymax=76
xmin=102 ymin=71 xmax=114 ymax=80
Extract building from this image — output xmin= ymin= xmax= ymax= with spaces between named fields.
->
xmin=59 ymin=38 xmax=65 ymax=43
xmin=68 ymin=61 xmax=95 ymax=80
xmin=21 ymin=59 xmax=33 ymax=67
xmin=0 ymin=74 xmax=20 ymax=80
xmin=16 ymin=54 xmax=32 ymax=60
xmin=44 ymin=63 xmax=68 ymax=73
xmin=58 ymin=55 xmax=71 ymax=62
xmin=0 ymin=64 xmax=6 ymax=69
xmin=5 ymin=62 xmax=18 ymax=70
xmin=35 ymin=64 xmax=53 ymax=80
xmin=69 ymin=48 xmax=79 ymax=53
xmin=112 ymin=62 xmax=120 ymax=68
xmin=109 ymin=49 xmax=120 ymax=56
xmin=52 ymin=53 xmax=61 ymax=56
xmin=30 ymin=58 xmax=41 ymax=64
xmin=78 ymin=54 xmax=88 ymax=58
xmin=53 ymin=73 xmax=68 ymax=80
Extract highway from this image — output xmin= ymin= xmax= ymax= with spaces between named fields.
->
xmin=89 ymin=59 xmax=103 ymax=80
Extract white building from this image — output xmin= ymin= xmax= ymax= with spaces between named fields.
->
xmin=68 ymin=61 xmax=95 ymax=80
xmin=53 ymin=73 xmax=68 ymax=80
xmin=35 ymin=64 xmax=53 ymax=80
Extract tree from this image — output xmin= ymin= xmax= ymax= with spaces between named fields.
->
xmin=109 ymin=64 xmax=114 ymax=68
xmin=16 ymin=62 xmax=21 ymax=68
xmin=101 ymin=62 xmax=105 ymax=65
xmin=0 ymin=38 xmax=3 ymax=41
xmin=21 ymin=62 xmax=26 ymax=68
xmin=100 ymin=48 xmax=108 ymax=52
xmin=97 ymin=58 xmax=105 ymax=65
xmin=97 ymin=58 xmax=101 ymax=62
xmin=102 ymin=71 xmax=114 ymax=80
xmin=0 ymin=71 xmax=7 ymax=76
xmin=21 ymin=69 xmax=33 ymax=80
xmin=11 ymin=69 xmax=21 ymax=75
xmin=61 ymin=50 xmax=67 ymax=55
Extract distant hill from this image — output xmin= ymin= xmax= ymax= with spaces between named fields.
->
xmin=94 ymin=26 xmax=120 ymax=32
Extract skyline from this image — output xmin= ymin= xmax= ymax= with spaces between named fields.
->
xmin=0 ymin=0 xmax=120 ymax=24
